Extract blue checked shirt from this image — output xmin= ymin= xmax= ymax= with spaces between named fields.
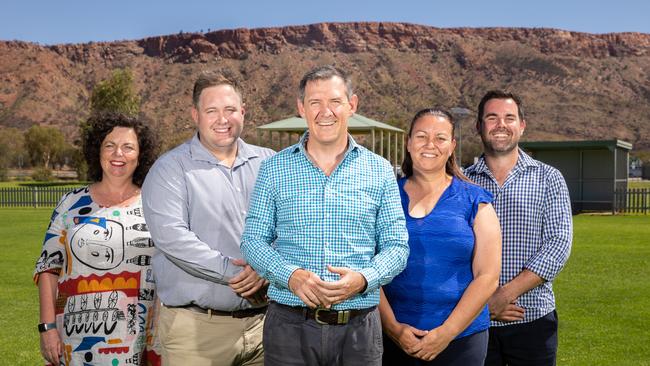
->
xmin=465 ymin=149 xmax=572 ymax=326
xmin=241 ymin=133 xmax=409 ymax=310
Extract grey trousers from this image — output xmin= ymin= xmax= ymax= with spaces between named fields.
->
xmin=263 ymin=302 xmax=383 ymax=366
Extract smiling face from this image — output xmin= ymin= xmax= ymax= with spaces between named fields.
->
xmin=191 ymin=84 xmax=244 ymax=158
xmin=100 ymin=127 xmax=139 ymax=181
xmin=407 ymin=114 xmax=456 ymax=175
xmin=479 ymin=98 xmax=526 ymax=156
xmin=297 ymin=76 xmax=357 ymax=149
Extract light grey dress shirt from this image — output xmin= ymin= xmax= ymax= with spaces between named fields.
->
xmin=142 ymin=133 xmax=274 ymax=311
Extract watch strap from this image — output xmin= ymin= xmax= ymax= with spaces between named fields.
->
xmin=38 ymin=322 xmax=57 ymax=333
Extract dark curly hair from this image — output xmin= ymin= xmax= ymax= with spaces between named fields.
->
xmin=82 ymin=113 xmax=157 ymax=187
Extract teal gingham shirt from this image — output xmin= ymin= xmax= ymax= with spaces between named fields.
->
xmin=241 ymin=133 xmax=409 ymax=310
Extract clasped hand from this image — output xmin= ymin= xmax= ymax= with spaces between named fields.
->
xmin=288 ymin=265 xmax=367 ymax=308
xmin=229 ymin=259 xmax=268 ymax=306
xmin=487 ymin=286 xmax=525 ymax=322
xmin=389 ymin=323 xmax=454 ymax=361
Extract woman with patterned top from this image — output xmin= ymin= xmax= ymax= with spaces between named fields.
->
xmin=34 ymin=113 xmax=161 ymax=366
xmin=379 ymin=108 xmax=502 ymax=365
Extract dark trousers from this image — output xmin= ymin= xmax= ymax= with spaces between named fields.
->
xmin=383 ymin=330 xmax=488 ymax=366
xmin=485 ymin=310 xmax=558 ymax=366
xmin=263 ymin=302 xmax=383 ymax=366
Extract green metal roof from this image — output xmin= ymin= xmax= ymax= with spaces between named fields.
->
xmin=257 ymin=113 xmax=404 ymax=133
xmin=520 ymin=139 xmax=632 ymax=151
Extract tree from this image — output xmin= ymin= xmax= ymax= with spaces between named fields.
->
xmin=52 ymin=142 xmax=77 ymax=169
xmin=89 ymin=68 xmax=140 ymax=116
xmin=24 ymin=125 xmax=66 ymax=169
xmin=0 ymin=127 xmax=27 ymax=169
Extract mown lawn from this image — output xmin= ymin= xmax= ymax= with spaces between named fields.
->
xmin=0 ymin=181 xmax=86 ymax=188
xmin=0 ymin=208 xmax=52 ymax=364
xmin=1 ymin=209 xmax=649 ymax=364
xmin=554 ymin=215 xmax=650 ymax=365
xmin=628 ymin=180 xmax=650 ymax=189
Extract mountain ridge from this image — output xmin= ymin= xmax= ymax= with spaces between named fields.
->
xmin=1 ymin=22 xmax=649 ymax=157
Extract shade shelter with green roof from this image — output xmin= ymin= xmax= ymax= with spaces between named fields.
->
xmin=256 ymin=113 xmax=405 ymax=169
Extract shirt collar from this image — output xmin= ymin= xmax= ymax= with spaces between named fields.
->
xmin=515 ymin=148 xmax=540 ymax=170
xmin=470 ymin=147 xmax=539 ymax=175
xmin=189 ymin=132 xmax=259 ymax=165
xmin=292 ymin=131 xmax=360 ymax=158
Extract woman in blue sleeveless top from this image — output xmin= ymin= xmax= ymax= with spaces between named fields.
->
xmin=380 ymin=108 xmax=502 ymax=365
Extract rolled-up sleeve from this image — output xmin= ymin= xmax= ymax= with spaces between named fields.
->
xmin=142 ymin=157 xmax=241 ymax=285
xmin=524 ymin=170 xmax=572 ymax=281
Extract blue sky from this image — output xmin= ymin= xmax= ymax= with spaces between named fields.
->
xmin=2 ymin=0 xmax=649 ymax=45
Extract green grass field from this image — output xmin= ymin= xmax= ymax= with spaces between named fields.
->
xmin=628 ymin=180 xmax=650 ymax=189
xmin=0 ymin=181 xmax=86 ymax=188
xmin=554 ymin=215 xmax=650 ymax=365
xmin=1 ymin=209 xmax=649 ymax=364
xmin=0 ymin=208 xmax=52 ymax=364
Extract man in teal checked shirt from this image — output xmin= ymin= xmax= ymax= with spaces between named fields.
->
xmin=241 ymin=65 xmax=409 ymax=366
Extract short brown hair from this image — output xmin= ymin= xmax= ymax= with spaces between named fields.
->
xmin=192 ymin=71 xmax=242 ymax=107
xmin=476 ymin=90 xmax=525 ymax=128
xmin=298 ymin=65 xmax=353 ymax=102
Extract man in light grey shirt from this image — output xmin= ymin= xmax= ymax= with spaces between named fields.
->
xmin=142 ymin=71 xmax=274 ymax=366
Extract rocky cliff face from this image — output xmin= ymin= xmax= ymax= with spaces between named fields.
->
xmin=1 ymin=22 xmax=649 ymax=155
xmin=137 ymin=23 xmax=650 ymax=61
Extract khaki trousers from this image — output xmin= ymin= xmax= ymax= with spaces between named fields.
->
xmin=158 ymin=305 xmax=264 ymax=366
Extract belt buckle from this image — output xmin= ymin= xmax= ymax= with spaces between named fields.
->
xmin=314 ymin=307 xmax=329 ymax=325
xmin=314 ymin=308 xmax=350 ymax=325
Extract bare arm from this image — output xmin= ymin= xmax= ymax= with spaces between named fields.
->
xmin=488 ymin=269 xmax=543 ymax=321
xmin=38 ymin=272 xmax=62 ymax=365
xmin=415 ymin=203 xmax=502 ymax=361
xmin=441 ymin=203 xmax=501 ymax=334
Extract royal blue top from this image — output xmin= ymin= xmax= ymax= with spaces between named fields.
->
xmin=383 ymin=176 xmax=493 ymax=339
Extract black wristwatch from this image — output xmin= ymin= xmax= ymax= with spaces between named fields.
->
xmin=38 ymin=322 xmax=57 ymax=333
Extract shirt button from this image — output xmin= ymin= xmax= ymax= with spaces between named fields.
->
xmin=242 ymin=210 xmax=247 ymax=215
xmin=235 ymin=187 xmax=241 ymax=192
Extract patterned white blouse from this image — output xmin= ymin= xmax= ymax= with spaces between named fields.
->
xmin=35 ymin=186 xmax=160 ymax=366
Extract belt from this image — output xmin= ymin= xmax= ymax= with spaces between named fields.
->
xmin=171 ymin=304 xmax=267 ymax=318
xmin=274 ymin=302 xmax=375 ymax=325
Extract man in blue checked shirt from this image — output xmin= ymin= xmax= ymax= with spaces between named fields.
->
xmin=241 ymin=65 xmax=409 ymax=366
xmin=464 ymin=90 xmax=572 ymax=366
